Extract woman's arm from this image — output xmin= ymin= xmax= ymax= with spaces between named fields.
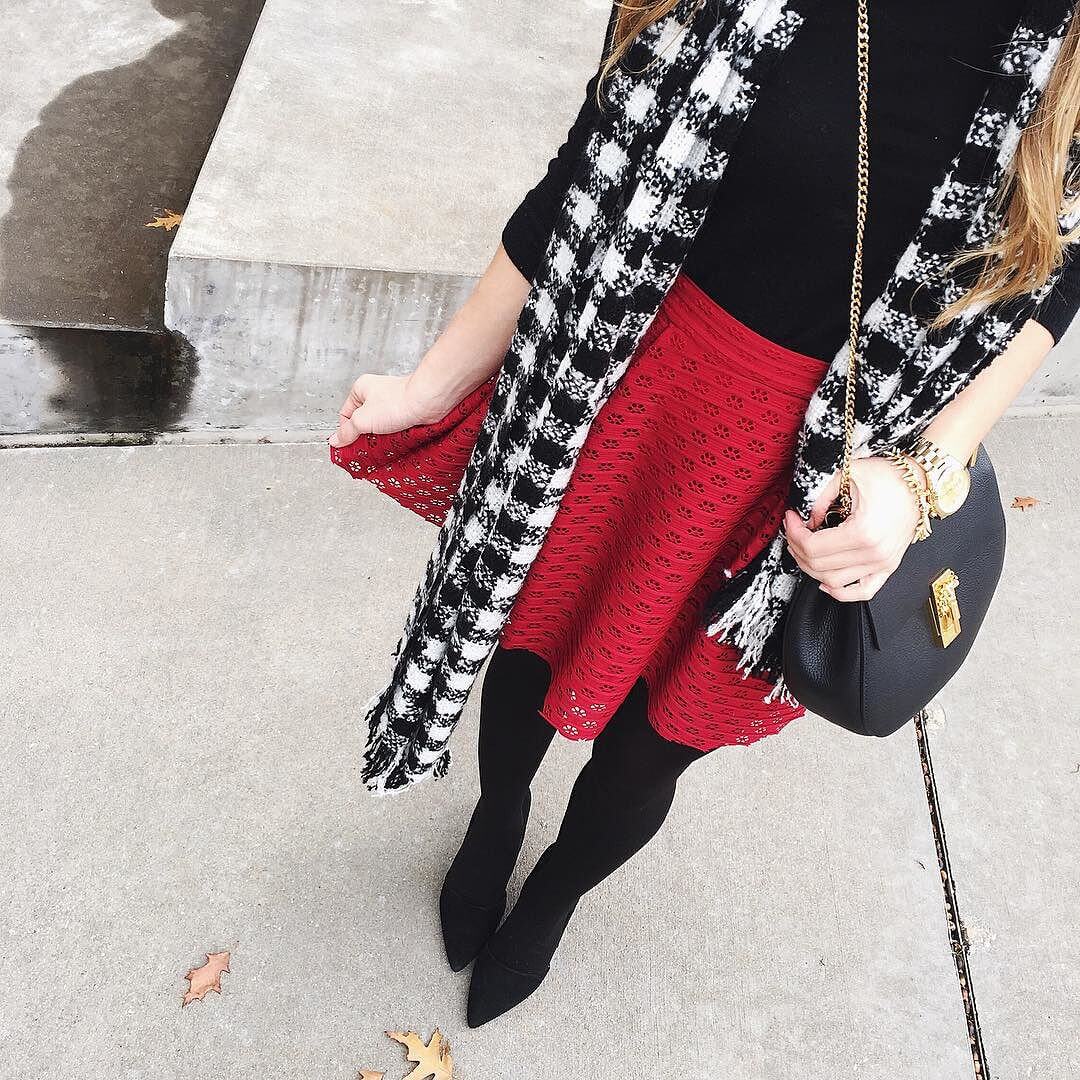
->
xmin=329 ymin=244 xmax=530 ymax=445
xmin=893 ymin=244 xmax=1080 ymax=463
xmin=405 ymin=243 xmax=531 ymax=418
xmin=331 ymin=5 xmax=620 ymax=447
xmin=784 ymin=318 xmax=1057 ymax=601
xmin=917 ymin=319 xmax=1055 ymax=461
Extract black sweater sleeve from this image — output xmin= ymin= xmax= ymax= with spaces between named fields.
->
xmin=1031 ymin=242 xmax=1080 ymax=345
xmin=500 ymin=5 xmax=619 ymax=283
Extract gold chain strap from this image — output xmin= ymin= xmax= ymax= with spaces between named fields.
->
xmin=837 ymin=0 xmax=871 ymax=519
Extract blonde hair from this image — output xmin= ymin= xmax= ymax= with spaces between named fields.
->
xmin=596 ymin=1 xmax=1080 ymax=328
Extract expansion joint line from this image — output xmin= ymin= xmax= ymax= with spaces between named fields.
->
xmin=914 ymin=711 xmax=989 ymax=1080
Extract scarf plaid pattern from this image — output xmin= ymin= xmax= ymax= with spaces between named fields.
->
xmin=359 ymin=0 xmax=1078 ymax=796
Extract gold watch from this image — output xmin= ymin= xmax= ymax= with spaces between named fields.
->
xmin=903 ymin=436 xmax=972 ymax=518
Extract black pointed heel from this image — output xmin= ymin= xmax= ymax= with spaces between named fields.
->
xmin=465 ymin=846 xmax=578 ymax=1027
xmin=466 ymin=941 xmax=544 ymax=1028
xmin=439 ymin=789 xmax=531 ymax=972
xmin=465 ymin=896 xmax=577 ymax=1027
xmin=439 ymin=884 xmax=507 ymax=973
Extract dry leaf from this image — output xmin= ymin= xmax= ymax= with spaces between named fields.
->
xmin=358 ymin=1072 xmax=385 ymax=1080
xmin=146 ymin=209 xmax=183 ymax=231
xmin=182 ymin=951 xmax=231 ymax=1006
xmin=386 ymin=1029 xmax=454 ymax=1080
xmin=1011 ymin=496 xmax=1040 ymax=511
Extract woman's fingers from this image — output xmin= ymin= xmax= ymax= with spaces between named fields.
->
xmin=332 ymin=404 xmax=373 ymax=447
xmin=819 ymin=571 xmax=889 ymax=602
xmin=786 ymin=456 xmax=924 ymax=603
xmin=807 ymin=471 xmax=842 ymax=529
xmin=786 ymin=504 xmax=902 ymax=592
xmin=339 ymin=380 xmax=367 ymax=421
xmin=789 ymin=535 xmax=890 ymax=586
xmin=329 ymin=408 xmax=359 ymax=448
xmin=784 ymin=508 xmax=875 ymax=564
xmin=801 ymin=563 xmax=882 ymax=590
xmin=794 ymin=545 xmax=892 ymax=573
xmin=329 ymin=379 xmax=372 ymax=447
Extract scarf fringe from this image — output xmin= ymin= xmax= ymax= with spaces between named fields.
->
xmin=763 ymin=671 xmax=798 ymax=708
xmin=704 ymin=534 xmax=799 ymax=702
xmin=358 ymin=681 xmax=452 ymax=798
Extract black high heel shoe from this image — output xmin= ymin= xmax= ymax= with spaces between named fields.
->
xmin=439 ymin=886 xmax=507 ymax=973
xmin=465 ymin=848 xmax=579 ymax=1027
xmin=439 ymin=789 xmax=531 ymax=972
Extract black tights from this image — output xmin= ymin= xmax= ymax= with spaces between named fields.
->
xmin=461 ymin=645 xmax=710 ymax=967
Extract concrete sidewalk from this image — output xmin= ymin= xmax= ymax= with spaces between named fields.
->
xmin=0 ymin=417 xmax=1076 ymax=1078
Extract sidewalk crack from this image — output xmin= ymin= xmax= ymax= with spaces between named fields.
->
xmin=915 ymin=712 xmax=989 ymax=1080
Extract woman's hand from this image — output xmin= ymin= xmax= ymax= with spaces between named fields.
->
xmin=329 ymin=371 xmax=458 ymax=447
xmin=328 ymin=243 xmax=533 ymax=449
xmin=783 ymin=455 xmax=924 ymax=602
xmin=782 ymin=317 xmax=1059 ymax=604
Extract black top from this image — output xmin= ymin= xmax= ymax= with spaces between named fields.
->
xmin=502 ymin=1 xmax=1080 ymax=361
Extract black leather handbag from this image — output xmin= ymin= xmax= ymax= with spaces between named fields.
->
xmin=782 ymin=446 xmax=1007 ymax=736
xmin=781 ymin=0 xmax=1007 ymax=737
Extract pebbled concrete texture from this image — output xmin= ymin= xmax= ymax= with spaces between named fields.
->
xmin=0 ymin=0 xmax=264 ymax=330
xmin=0 ymin=438 xmax=983 ymax=1079
xmin=928 ymin=416 xmax=1080 ymax=1080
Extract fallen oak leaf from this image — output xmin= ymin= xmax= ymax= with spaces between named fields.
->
xmin=358 ymin=1072 xmax=385 ymax=1080
xmin=146 ymin=209 xmax=183 ymax=231
xmin=1010 ymin=496 xmax=1040 ymax=511
xmin=386 ymin=1029 xmax=453 ymax=1080
xmin=182 ymin=951 xmax=231 ymax=1007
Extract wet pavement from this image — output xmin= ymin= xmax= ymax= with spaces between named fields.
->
xmin=0 ymin=323 xmax=197 ymax=437
xmin=0 ymin=1 xmax=264 ymax=330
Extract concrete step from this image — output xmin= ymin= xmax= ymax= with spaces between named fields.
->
xmin=163 ymin=0 xmax=613 ymax=431
xmin=6 ymin=1 xmax=1079 ymax=437
xmin=0 ymin=0 xmax=265 ymax=331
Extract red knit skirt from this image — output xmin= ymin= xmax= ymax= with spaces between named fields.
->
xmin=330 ymin=271 xmax=830 ymax=752
xmin=498 ymin=272 xmax=829 ymax=750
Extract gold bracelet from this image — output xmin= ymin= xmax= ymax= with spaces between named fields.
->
xmin=884 ymin=450 xmax=933 ymax=543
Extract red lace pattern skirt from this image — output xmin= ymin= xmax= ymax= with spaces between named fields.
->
xmin=330 ymin=271 xmax=830 ymax=752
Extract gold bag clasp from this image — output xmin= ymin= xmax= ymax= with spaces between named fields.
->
xmin=929 ymin=569 xmax=961 ymax=648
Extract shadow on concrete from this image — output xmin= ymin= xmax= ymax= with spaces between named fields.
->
xmin=0 ymin=325 xmax=199 ymax=435
xmin=0 ymin=0 xmax=264 ymax=331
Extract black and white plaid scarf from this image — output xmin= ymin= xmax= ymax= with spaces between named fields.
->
xmin=359 ymin=0 xmax=1078 ymax=796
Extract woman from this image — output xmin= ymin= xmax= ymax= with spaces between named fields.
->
xmin=330 ymin=1 xmax=1080 ymax=1027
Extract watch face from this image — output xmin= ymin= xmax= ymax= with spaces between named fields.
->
xmin=935 ymin=467 xmax=971 ymax=516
